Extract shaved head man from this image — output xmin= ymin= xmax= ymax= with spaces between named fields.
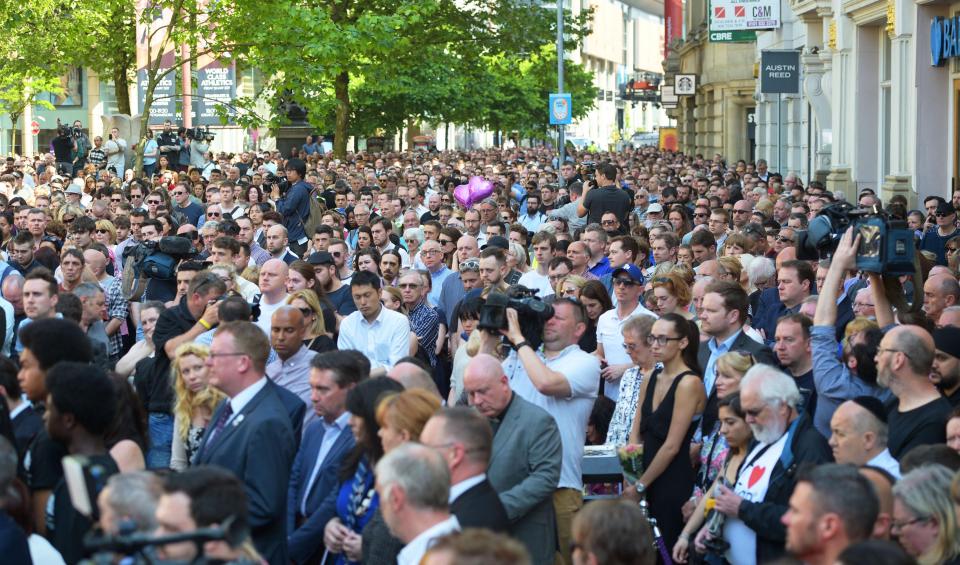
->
xmin=923 ymin=274 xmax=960 ymax=325
xmin=875 ymin=325 xmax=953 ymax=458
xmin=255 ymin=259 xmax=291 ymax=336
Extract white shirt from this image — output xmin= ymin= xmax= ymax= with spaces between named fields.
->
xmin=596 ymin=301 xmax=657 ymax=401
xmin=397 ymin=515 xmax=461 ymax=565
xmin=254 ymin=294 xmax=291 ymax=336
xmin=448 ymin=473 xmax=486 ymax=504
xmin=301 ymin=411 xmax=351 ymax=514
xmin=867 ymin=448 xmax=902 ymax=480
xmin=504 ymin=344 xmax=599 ymax=489
xmin=517 ymin=270 xmax=554 ymax=298
xmin=724 ymin=432 xmax=789 ymax=565
xmin=338 ymin=306 xmax=411 ymax=370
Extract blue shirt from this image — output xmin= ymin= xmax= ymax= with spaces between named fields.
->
xmin=428 ymin=265 xmax=453 ymax=306
xmin=704 ymin=329 xmax=744 ymax=395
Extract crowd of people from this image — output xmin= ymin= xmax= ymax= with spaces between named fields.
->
xmin=2 ymin=122 xmax=960 ymax=565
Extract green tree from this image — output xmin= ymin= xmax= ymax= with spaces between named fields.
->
xmin=67 ymin=0 xmax=137 ymax=114
xmin=221 ymin=0 xmax=589 ymax=157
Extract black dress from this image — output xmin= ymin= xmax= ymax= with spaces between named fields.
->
xmin=639 ymin=369 xmax=698 ymax=551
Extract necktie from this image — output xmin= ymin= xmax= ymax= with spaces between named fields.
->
xmin=207 ymin=403 xmax=234 ymax=448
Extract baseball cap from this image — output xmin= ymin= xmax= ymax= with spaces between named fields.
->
xmin=482 ymin=235 xmax=510 ymax=250
xmin=934 ymin=326 xmax=960 ymax=359
xmin=307 ymin=251 xmax=335 ymax=266
xmin=647 ymin=203 xmax=664 ymax=214
xmin=611 ymin=264 xmax=644 ymax=285
xmin=65 ymin=185 xmax=83 ymax=195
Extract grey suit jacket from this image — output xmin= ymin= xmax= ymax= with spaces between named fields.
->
xmin=195 ymin=381 xmax=297 ymax=565
xmin=487 ymin=393 xmax=562 ymax=565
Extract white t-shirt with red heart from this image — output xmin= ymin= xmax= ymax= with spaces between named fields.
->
xmin=723 ymin=432 xmax=789 ymax=565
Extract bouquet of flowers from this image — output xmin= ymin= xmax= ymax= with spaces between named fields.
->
xmin=617 ymin=443 xmax=644 ymax=484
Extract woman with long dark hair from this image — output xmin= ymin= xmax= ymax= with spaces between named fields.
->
xmin=323 ymin=377 xmax=404 ymax=564
xmin=628 ymin=312 xmax=706 ymax=551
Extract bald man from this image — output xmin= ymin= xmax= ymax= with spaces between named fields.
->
xmin=388 ymin=358 xmax=442 ymax=399
xmin=462 ymin=354 xmax=562 ymax=565
xmin=266 ymin=306 xmax=314 ymax=428
xmin=829 ymin=399 xmax=900 ymax=479
xmin=922 ymin=273 xmax=960 ymax=325
xmin=266 ymin=224 xmax=298 ymax=264
xmin=876 ymin=325 xmax=952 ymax=457
xmin=255 ymin=259 xmax=291 ymax=336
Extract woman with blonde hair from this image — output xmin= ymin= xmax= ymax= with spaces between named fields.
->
xmin=170 ymin=343 xmax=225 ymax=471
xmin=891 ymin=464 xmax=960 ymax=565
xmin=286 ymin=289 xmax=336 ymax=353
xmin=556 ymin=274 xmax=588 ymax=299
xmin=375 ymin=388 xmax=442 ymax=453
xmin=716 ymin=256 xmax=743 ymax=286
xmin=507 ymin=242 xmax=529 ymax=274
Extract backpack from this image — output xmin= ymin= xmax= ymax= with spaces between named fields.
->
xmin=299 ymin=185 xmax=325 ymax=239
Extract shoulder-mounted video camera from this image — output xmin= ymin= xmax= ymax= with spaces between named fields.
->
xmin=478 ymin=286 xmax=554 ymax=350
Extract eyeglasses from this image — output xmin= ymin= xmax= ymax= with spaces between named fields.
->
xmin=622 ymin=341 xmax=644 ymax=351
xmin=775 ymin=235 xmax=793 ymax=242
xmin=877 ymin=347 xmax=909 ymax=358
xmin=853 ymin=302 xmax=875 ymax=309
xmin=422 ymin=249 xmax=442 ymax=256
xmin=613 ymin=278 xmax=638 ymax=287
xmin=891 ymin=517 xmax=929 ymax=531
xmin=694 ymin=212 xmax=708 ymax=218
xmin=398 ymin=283 xmax=420 ymax=289
xmin=645 ymin=335 xmax=683 ymax=346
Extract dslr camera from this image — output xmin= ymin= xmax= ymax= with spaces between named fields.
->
xmin=478 ymin=286 xmax=554 ymax=350
xmin=580 ymin=161 xmax=597 ymax=182
xmin=795 ymin=202 xmax=915 ymax=275
xmin=264 ymin=173 xmax=291 ymax=195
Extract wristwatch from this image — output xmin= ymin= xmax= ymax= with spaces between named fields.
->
xmin=636 ymin=482 xmax=647 ymax=496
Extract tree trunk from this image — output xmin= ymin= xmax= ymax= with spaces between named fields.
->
xmin=9 ymin=112 xmax=20 ymax=156
xmin=333 ymin=71 xmax=349 ymax=159
xmin=114 ymin=66 xmax=132 ymax=116
xmin=444 ymin=122 xmax=449 ymax=150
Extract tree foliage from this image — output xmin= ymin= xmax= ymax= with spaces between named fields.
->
xmin=65 ymin=0 xmax=137 ymax=114
xmin=222 ymin=0 xmax=591 ymax=156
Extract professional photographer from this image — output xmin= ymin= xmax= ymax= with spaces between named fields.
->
xmin=577 ymin=163 xmax=632 ymax=227
xmin=481 ymin=298 xmax=599 ymax=565
xmin=189 ymin=131 xmax=210 ymax=171
xmin=52 ymin=125 xmax=77 ymax=177
xmin=271 ymin=158 xmax=311 ymax=257
xmin=153 ymin=466 xmax=260 ymax=563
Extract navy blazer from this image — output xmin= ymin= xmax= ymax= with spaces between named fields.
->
xmin=269 ymin=380 xmax=307 ymax=448
xmin=287 ymin=417 xmax=355 ymax=564
xmin=194 ymin=380 xmax=297 ymax=565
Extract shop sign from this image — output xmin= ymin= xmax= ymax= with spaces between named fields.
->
xmin=931 ymin=16 xmax=960 ymax=67
xmin=710 ymin=0 xmax=780 ymax=31
xmin=709 ymin=29 xmax=757 ymax=42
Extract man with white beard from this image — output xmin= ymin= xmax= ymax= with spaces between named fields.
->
xmin=693 ymin=364 xmax=831 ymax=565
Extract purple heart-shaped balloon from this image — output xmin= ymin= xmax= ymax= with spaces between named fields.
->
xmin=467 ymin=176 xmax=494 ymax=204
xmin=453 ymin=183 xmax=473 ymax=208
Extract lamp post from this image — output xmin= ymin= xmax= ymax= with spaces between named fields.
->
xmin=556 ymin=0 xmax=565 ymax=167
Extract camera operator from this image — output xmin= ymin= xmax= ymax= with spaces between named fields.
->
xmin=482 ymin=299 xmax=599 ymax=565
xmin=51 ymin=125 xmax=77 ymax=177
xmin=71 ymin=120 xmax=91 ymax=176
xmin=189 ymin=131 xmax=210 ymax=172
xmin=271 ymin=158 xmax=311 ymax=257
xmin=155 ymin=466 xmax=260 ymax=563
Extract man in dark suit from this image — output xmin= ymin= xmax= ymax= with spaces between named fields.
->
xmin=421 ymin=406 xmax=509 ymax=533
xmin=463 ymin=354 xmax=561 ymax=565
xmin=698 ymin=280 xmax=778 ymax=399
xmin=194 ymin=321 xmax=297 ymax=565
xmin=287 ymin=350 xmax=368 ymax=564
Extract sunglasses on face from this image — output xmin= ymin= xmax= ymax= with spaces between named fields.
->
xmin=207 ymin=212 xmax=221 ymax=217
xmin=110 ymin=197 xmax=122 ymax=202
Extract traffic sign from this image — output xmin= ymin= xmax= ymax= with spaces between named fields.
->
xmin=549 ymin=93 xmax=573 ymax=125
xmin=30 ymin=121 xmax=40 ymax=136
